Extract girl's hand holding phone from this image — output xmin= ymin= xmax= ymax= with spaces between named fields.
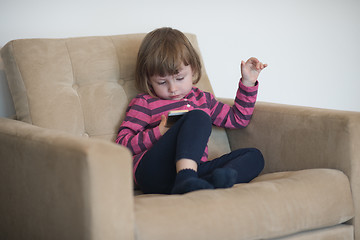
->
xmin=159 ymin=115 xmax=169 ymax=135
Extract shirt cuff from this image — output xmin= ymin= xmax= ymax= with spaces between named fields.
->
xmin=239 ymin=78 xmax=259 ymax=91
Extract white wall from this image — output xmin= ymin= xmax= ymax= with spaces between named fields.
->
xmin=1 ymin=0 xmax=359 ymax=118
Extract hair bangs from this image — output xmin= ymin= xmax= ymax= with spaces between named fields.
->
xmin=146 ymin=41 xmax=191 ymax=78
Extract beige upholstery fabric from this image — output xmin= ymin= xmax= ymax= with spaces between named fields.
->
xmin=275 ymin=225 xmax=353 ymax=240
xmin=223 ymin=99 xmax=360 ymax=239
xmin=1 ymin=33 xmax=359 ymax=240
xmin=0 ymin=117 xmax=134 ymax=240
xmin=134 ymin=169 xmax=353 ymax=240
xmin=1 ymin=35 xmax=144 ymax=139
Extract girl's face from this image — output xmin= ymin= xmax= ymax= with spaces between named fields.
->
xmin=149 ymin=64 xmax=194 ymax=100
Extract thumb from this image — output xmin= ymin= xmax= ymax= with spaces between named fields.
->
xmin=240 ymin=60 xmax=245 ymax=74
xmin=161 ymin=115 xmax=167 ymax=125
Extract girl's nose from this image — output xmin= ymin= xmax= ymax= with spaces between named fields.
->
xmin=168 ymin=81 xmax=177 ymax=93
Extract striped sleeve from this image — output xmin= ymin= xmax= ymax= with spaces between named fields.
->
xmin=115 ymin=96 xmax=161 ymax=156
xmin=210 ymin=80 xmax=258 ymax=128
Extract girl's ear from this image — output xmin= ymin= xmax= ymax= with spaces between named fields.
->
xmin=148 ymin=80 xmax=156 ymax=94
xmin=147 ymin=79 xmax=153 ymax=89
xmin=192 ymin=70 xmax=200 ymax=84
xmin=192 ymin=78 xmax=197 ymax=84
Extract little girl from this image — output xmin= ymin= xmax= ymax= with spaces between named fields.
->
xmin=116 ymin=27 xmax=267 ymax=194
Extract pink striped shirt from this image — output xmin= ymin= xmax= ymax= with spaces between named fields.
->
xmin=116 ymin=80 xmax=259 ymax=180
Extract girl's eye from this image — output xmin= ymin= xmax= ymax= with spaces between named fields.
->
xmin=176 ymin=77 xmax=184 ymax=81
xmin=158 ymin=81 xmax=166 ymax=85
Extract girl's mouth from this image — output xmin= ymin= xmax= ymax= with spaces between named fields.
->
xmin=170 ymin=95 xmax=181 ymax=99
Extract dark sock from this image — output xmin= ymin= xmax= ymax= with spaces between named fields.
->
xmin=171 ymin=169 xmax=214 ymax=194
xmin=202 ymin=168 xmax=238 ymax=189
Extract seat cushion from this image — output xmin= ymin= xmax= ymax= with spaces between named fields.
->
xmin=134 ymin=169 xmax=354 ymax=240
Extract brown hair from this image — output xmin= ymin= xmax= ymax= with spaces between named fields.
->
xmin=135 ymin=27 xmax=202 ymax=95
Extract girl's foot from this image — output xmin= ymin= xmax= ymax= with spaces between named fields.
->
xmin=203 ymin=168 xmax=238 ymax=189
xmin=171 ymin=169 xmax=214 ymax=194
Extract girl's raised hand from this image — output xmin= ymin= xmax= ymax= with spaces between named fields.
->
xmin=241 ymin=57 xmax=268 ymax=87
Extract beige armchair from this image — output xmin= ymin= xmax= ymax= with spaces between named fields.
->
xmin=0 ymin=33 xmax=359 ymax=240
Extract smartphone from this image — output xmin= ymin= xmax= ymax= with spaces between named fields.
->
xmin=166 ymin=110 xmax=189 ymax=127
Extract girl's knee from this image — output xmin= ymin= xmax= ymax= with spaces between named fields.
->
xmin=187 ymin=109 xmax=211 ymax=121
xmin=249 ymin=148 xmax=265 ymax=171
xmin=185 ymin=110 xmax=212 ymax=127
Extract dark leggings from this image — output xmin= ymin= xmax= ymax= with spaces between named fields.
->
xmin=135 ymin=110 xmax=264 ymax=194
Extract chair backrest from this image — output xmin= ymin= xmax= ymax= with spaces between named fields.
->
xmin=1 ymin=33 xmax=231 ymax=160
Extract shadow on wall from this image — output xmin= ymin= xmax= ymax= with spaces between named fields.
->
xmin=0 ymin=56 xmax=16 ymax=118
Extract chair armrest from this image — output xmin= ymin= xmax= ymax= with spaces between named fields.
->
xmin=221 ymin=100 xmax=360 ymax=238
xmin=0 ymin=118 xmax=134 ymax=240
xmin=222 ymin=101 xmax=360 ymax=174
